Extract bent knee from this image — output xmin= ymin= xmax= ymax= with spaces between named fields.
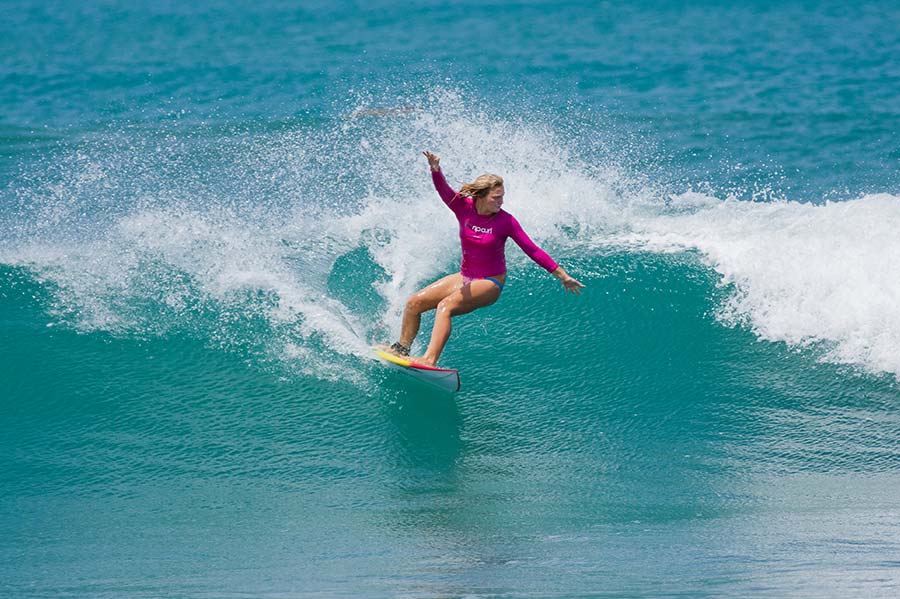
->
xmin=406 ymin=295 xmax=432 ymax=313
xmin=436 ymin=296 xmax=463 ymax=314
xmin=405 ymin=296 xmax=422 ymax=312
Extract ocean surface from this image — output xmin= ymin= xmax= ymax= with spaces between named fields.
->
xmin=3 ymin=1 xmax=900 ymax=597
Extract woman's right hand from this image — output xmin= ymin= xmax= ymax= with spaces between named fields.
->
xmin=423 ymin=151 xmax=441 ymax=172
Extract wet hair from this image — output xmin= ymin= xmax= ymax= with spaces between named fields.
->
xmin=459 ymin=174 xmax=504 ymax=199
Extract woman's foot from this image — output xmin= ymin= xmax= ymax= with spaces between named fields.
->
xmin=409 ymin=355 xmax=436 ymax=367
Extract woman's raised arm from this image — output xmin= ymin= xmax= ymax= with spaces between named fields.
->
xmin=423 ymin=150 xmax=462 ymax=209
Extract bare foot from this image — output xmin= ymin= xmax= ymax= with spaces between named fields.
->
xmin=409 ymin=356 xmax=436 ymax=367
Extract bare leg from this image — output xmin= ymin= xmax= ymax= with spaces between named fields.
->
xmin=397 ymin=273 xmax=463 ymax=349
xmin=418 ymin=279 xmax=502 ymax=366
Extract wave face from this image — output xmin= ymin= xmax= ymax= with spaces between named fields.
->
xmin=3 ymin=1 xmax=900 ymax=598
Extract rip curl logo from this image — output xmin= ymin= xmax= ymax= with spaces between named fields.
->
xmin=469 ymin=225 xmax=493 ymax=234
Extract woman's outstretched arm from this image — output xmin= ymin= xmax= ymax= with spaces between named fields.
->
xmin=509 ymin=215 xmax=585 ymax=294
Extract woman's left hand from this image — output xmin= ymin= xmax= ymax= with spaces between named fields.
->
xmin=552 ymin=267 xmax=586 ymax=294
xmin=561 ymin=275 xmax=586 ymax=294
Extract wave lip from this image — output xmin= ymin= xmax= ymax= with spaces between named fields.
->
xmin=629 ymin=192 xmax=900 ymax=379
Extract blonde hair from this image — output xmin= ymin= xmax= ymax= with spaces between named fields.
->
xmin=459 ymin=174 xmax=504 ymax=199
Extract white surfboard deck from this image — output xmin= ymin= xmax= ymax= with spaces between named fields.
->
xmin=372 ymin=346 xmax=460 ymax=393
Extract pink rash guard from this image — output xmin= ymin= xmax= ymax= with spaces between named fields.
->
xmin=432 ymin=169 xmax=559 ymax=279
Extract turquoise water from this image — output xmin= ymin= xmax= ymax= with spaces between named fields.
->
xmin=3 ymin=1 xmax=900 ymax=597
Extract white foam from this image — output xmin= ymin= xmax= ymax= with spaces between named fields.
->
xmin=626 ymin=192 xmax=900 ymax=378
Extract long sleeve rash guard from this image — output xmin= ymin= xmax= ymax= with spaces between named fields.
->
xmin=432 ymin=169 xmax=558 ymax=279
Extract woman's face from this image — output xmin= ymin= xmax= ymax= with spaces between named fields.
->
xmin=479 ymin=185 xmax=504 ymax=214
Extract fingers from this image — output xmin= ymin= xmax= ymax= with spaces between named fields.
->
xmin=563 ymin=278 xmax=585 ymax=294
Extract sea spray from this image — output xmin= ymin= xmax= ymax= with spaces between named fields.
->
xmin=4 ymin=89 xmax=900 ymax=381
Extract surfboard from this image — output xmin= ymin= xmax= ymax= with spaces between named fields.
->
xmin=372 ymin=346 xmax=460 ymax=393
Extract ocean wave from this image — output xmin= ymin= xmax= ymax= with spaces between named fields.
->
xmin=3 ymin=89 xmax=899 ymax=381
xmin=626 ymin=192 xmax=900 ymax=378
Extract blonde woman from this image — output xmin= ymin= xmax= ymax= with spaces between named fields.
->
xmin=388 ymin=151 xmax=585 ymax=366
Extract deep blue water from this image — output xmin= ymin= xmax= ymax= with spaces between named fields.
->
xmin=3 ymin=1 xmax=900 ymax=597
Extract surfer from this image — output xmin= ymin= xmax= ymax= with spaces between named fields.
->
xmin=388 ymin=151 xmax=585 ymax=366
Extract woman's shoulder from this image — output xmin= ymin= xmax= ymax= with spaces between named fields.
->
xmin=496 ymin=209 xmax=516 ymax=224
xmin=458 ymin=195 xmax=476 ymax=210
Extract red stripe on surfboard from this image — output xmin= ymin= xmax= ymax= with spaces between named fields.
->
xmin=374 ymin=345 xmax=456 ymax=373
xmin=406 ymin=362 xmax=456 ymax=373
